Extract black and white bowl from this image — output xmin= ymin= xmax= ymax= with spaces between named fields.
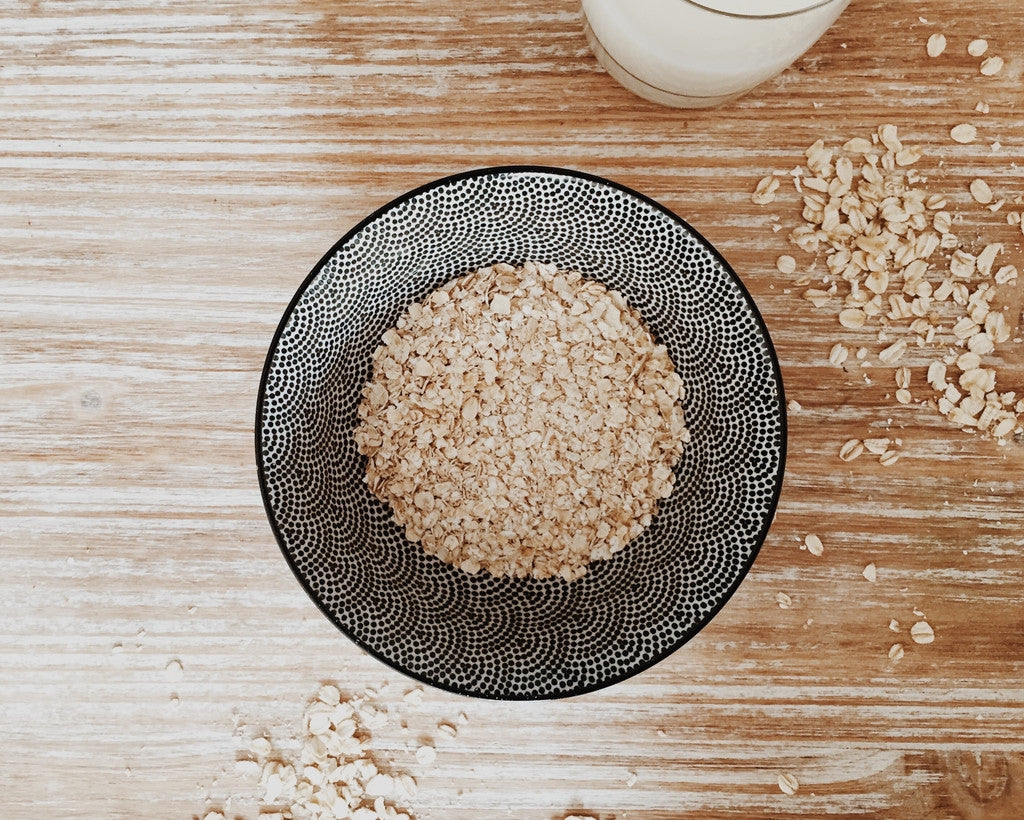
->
xmin=256 ymin=166 xmax=786 ymax=700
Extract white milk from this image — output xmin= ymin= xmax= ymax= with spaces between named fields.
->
xmin=582 ymin=0 xmax=851 ymax=108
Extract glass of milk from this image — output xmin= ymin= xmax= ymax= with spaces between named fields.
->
xmin=581 ymin=0 xmax=851 ymax=108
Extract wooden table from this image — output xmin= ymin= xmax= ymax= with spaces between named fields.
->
xmin=3 ymin=1 xmax=1022 ymax=817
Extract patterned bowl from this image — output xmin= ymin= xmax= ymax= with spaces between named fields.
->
xmin=256 ymin=166 xmax=786 ymax=700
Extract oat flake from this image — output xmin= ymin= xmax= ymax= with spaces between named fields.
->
xmin=911 ymin=621 xmax=935 ymax=644
xmin=778 ymin=773 xmax=800 ymax=795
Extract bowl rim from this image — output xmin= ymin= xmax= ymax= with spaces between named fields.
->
xmin=255 ymin=164 xmax=788 ymax=700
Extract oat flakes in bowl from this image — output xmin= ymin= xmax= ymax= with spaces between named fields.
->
xmin=353 ymin=260 xmax=691 ymax=583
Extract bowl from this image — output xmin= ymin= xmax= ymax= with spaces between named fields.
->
xmin=256 ymin=166 xmax=786 ymax=700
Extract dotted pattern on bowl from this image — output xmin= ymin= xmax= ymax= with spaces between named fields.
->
xmin=257 ymin=167 xmax=785 ymax=700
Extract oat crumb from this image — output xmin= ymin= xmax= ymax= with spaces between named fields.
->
xmin=926 ymin=33 xmax=947 ymax=58
xmin=164 ymin=659 xmax=184 ymax=681
xmin=778 ymin=773 xmax=800 ymax=795
xmin=980 ymin=55 xmax=1004 ymax=76
xmin=911 ymin=621 xmax=935 ymax=644
xmin=879 ymin=450 xmax=900 ymax=467
xmin=416 ymin=745 xmax=438 ymax=765
xmin=970 ymin=178 xmax=993 ymax=205
xmin=839 ymin=439 xmax=864 ymax=462
xmin=950 ymin=123 xmax=978 ymax=144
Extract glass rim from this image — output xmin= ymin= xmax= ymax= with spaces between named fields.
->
xmin=678 ymin=0 xmax=845 ymax=19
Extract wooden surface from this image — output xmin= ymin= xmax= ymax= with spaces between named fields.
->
xmin=2 ymin=1 xmax=1023 ymax=817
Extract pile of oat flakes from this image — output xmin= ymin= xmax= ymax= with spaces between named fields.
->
xmin=354 ymin=261 xmax=689 ymax=582
xmin=197 ymin=680 xmax=600 ymax=820
xmin=199 ymin=683 xmax=460 ymax=820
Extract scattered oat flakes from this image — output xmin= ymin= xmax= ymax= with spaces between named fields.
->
xmin=970 ymin=178 xmax=993 ymax=205
xmin=889 ymin=619 xmax=900 ymax=632
xmin=980 ymin=55 xmax=1004 ymax=76
xmin=926 ymin=33 xmax=947 ymax=57
xmin=787 ymin=399 xmax=803 ymax=412
xmin=967 ymin=38 xmax=988 ymax=57
xmin=804 ymin=533 xmax=824 ymax=556
xmin=778 ymin=773 xmax=800 ymax=795
xmin=776 ymin=591 xmax=793 ymax=609
xmin=975 ymin=100 xmax=991 ymax=114
xmin=777 ymin=254 xmax=797 ymax=274
xmin=829 ymin=342 xmax=849 ymax=366
xmin=164 ymin=659 xmax=183 ymax=681
xmin=204 ymin=684 xmax=431 ymax=820
xmin=888 ymin=643 xmax=905 ymax=661
xmin=950 ymin=123 xmax=978 ymax=144
xmin=626 ymin=771 xmax=639 ymax=787
xmin=911 ymin=621 xmax=935 ymax=644
xmin=862 ymin=563 xmax=877 ymax=582
xmin=762 ymin=128 xmax=1022 ymax=442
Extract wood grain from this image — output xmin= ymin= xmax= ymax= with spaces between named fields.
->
xmin=1 ymin=1 xmax=1023 ymax=817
